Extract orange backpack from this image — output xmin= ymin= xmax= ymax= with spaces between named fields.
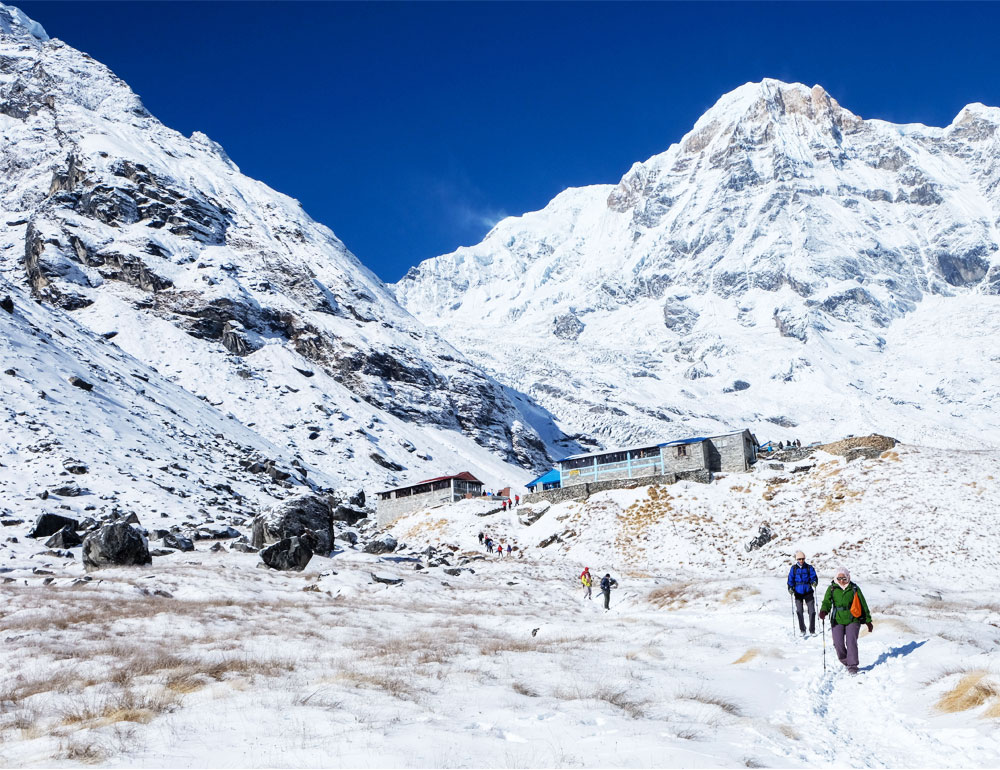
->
xmin=849 ymin=589 xmax=863 ymax=618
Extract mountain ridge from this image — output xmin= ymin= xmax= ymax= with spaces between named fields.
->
xmin=0 ymin=3 xmax=567 ymax=499
xmin=394 ymin=78 xmax=1000 ymax=450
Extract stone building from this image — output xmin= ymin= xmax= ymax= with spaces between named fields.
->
xmin=546 ymin=429 xmax=758 ymax=490
xmin=376 ymin=471 xmax=484 ymax=525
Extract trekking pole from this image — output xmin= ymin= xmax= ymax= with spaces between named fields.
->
xmin=791 ymin=594 xmax=797 ymax=639
xmin=822 ymin=616 xmax=826 ymax=673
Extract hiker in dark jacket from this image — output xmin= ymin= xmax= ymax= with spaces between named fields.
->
xmin=819 ymin=566 xmax=873 ymax=675
xmin=600 ymin=573 xmax=618 ymax=611
xmin=787 ymin=550 xmax=819 ymax=635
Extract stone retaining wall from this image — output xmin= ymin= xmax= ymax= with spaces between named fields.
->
xmin=523 ymin=469 xmax=711 ymax=505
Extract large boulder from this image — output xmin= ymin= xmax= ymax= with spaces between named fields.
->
xmin=363 ymin=533 xmax=398 ymax=555
xmin=45 ymin=526 xmax=83 ymax=549
xmin=28 ymin=512 xmax=79 ymax=539
xmin=158 ymin=533 xmax=194 ymax=552
xmin=260 ymin=535 xmax=314 ymax=571
xmin=82 ymin=521 xmax=151 ymax=570
xmin=50 ymin=482 xmax=86 ymax=497
xmin=328 ymin=487 xmax=369 ymax=526
xmin=251 ymin=492 xmax=335 ymax=553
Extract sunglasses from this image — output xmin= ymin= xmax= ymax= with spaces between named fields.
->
xmin=836 ymin=576 xmax=849 ymax=581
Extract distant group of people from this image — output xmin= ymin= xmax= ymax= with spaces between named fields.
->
xmin=499 ymin=496 xmax=519 ymax=511
xmin=787 ymin=552 xmax=873 ymax=675
xmin=483 ymin=492 xmax=521 ymax=511
xmin=478 ymin=531 xmax=513 ymax=557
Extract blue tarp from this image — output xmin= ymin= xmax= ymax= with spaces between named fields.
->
xmin=526 ymin=468 xmax=560 ymax=489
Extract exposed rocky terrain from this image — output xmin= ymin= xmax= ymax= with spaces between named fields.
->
xmin=0 ymin=2 xmax=563 ymax=502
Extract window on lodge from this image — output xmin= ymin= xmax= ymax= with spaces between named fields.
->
xmin=596 ymin=451 xmax=628 ymax=465
xmin=676 ymin=445 xmax=688 ymax=457
xmin=562 ymin=456 xmax=596 ymax=470
xmin=629 ymin=447 xmax=660 ymax=460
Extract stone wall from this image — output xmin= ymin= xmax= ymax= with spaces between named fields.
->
xmin=523 ymin=469 xmax=711 ymax=505
xmin=376 ymin=490 xmax=453 ymax=526
xmin=662 ymin=441 xmax=710 ymax=474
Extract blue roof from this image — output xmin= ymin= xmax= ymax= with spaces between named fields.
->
xmin=526 ymin=468 xmax=560 ymax=488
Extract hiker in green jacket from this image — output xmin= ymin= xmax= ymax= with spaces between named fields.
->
xmin=818 ymin=566 xmax=873 ymax=675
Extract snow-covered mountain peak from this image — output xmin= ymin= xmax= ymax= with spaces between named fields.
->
xmin=395 ymin=80 xmax=1000 ymax=451
xmin=0 ymin=2 xmax=47 ymax=42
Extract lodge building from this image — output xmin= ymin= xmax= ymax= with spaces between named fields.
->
xmin=376 ymin=471 xmax=484 ymax=525
xmin=526 ymin=429 xmax=758 ymax=493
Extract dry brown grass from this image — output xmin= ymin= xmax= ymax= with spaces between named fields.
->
xmin=732 ymin=648 xmax=760 ymax=665
xmin=512 ymin=681 xmax=540 ymax=697
xmin=334 ymin=669 xmax=416 ymax=700
xmin=936 ymin=671 xmax=1000 ymax=714
xmin=59 ymin=689 xmax=179 ymax=728
xmin=720 ymin=587 xmax=760 ymax=605
xmin=553 ymin=685 xmax=648 ymax=719
xmin=677 ymin=689 xmax=744 ymax=717
xmin=58 ymin=737 xmax=109 ymax=764
xmin=479 ymin=636 xmax=546 ymax=655
xmin=648 ymin=581 xmax=701 ymax=609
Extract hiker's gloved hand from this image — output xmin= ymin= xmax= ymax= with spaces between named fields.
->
xmin=788 ymin=587 xmax=794 ymax=595
xmin=818 ymin=611 xmax=828 ymax=620
xmin=865 ymin=622 xmax=873 ymax=633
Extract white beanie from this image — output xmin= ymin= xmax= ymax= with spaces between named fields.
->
xmin=794 ymin=550 xmax=806 ymax=560
xmin=835 ymin=566 xmax=851 ymax=581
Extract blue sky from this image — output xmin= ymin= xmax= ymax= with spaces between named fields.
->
xmin=17 ymin=1 xmax=1000 ymax=282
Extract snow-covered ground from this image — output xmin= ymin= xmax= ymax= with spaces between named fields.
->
xmin=3 ymin=444 xmax=999 ymax=768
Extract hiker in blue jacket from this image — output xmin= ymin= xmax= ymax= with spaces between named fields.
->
xmin=600 ymin=573 xmax=618 ymax=611
xmin=787 ymin=550 xmax=818 ymax=635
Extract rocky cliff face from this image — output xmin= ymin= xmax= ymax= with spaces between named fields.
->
xmin=0 ymin=4 xmax=559 ymax=488
xmin=395 ymin=80 xmax=1000 ymax=448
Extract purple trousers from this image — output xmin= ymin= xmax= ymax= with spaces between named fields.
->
xmin=832 ymin=622 xmax=860 ymax=672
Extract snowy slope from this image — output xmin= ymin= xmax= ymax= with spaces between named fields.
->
xmin=0 ymin=2 xmax=562 ymax=497
xmin=0 ymin=275 xmax=338 ymax=560
xmin=395 ymin=80 xmax=1000 ymax=450
xmin=3 ymin=445 xmax=999 ymax=768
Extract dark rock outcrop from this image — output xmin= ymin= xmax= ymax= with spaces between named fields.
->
xmin=251 ymin=491 xmax=334 ymax=553
xmin=27 ymin=512 xmax=79 ymax=539
xmin=158 ymin=532 xmax=194 ymax=552
xmin=50 ymin=481 xmax=85 ymax=497
xmin=260 ymin=535 xmax=314 ymax=571
xmin=45 ymin=525 xmax=83 ymax=549
xmin=82 ymin=521 xmax=152 ymax=570
xmin=370 ymin=573 xmax=403 ymax=586
xmin=363 ymin=533 xmax=398 ymax=554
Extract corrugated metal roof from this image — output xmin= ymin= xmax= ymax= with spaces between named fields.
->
xmin=556 ymin=443 xmax=662 ymax=463
xmin=526 ymin=469 xmax=560 ymax=488
xmin=557 ymin=429 xmax=751 ymax=462
xmin=378 ymin=471 xmax=483 ymax=495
